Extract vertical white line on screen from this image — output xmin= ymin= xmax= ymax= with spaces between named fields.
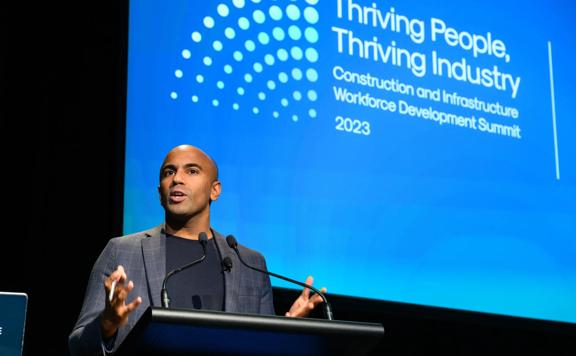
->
xmin=547 ymin=41 xmax=560 ymax=180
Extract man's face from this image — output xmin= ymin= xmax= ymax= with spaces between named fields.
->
xmin=158 ymin=146 xmax=221 ymax=221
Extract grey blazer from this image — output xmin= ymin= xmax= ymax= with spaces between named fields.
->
xmin=68 ymin=226 xmax=274 ymax=356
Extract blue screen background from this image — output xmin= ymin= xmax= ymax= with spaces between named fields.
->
xmin=124 ymin=0 xmax=576 ymax=323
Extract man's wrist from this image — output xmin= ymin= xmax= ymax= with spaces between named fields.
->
xmin=100 ymin=313 xmax=118 ymax=340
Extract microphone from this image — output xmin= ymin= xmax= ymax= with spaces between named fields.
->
xmin=161 ymin=232 xmax=208 ymax=308
xmin=222 ymin=256 xmax=233 ymax=272
xmin=226 ymin=235 xmax=333 ymax=320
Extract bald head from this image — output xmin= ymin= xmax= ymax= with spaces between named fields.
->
xmin=159 ymin=145 xmax=219 ymax=182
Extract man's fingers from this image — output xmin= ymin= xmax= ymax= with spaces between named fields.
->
xmin=309 ymin=293 xmax=324 ymax=306
xmin=125 ymin=280 xmax=135 ymax=293
xmin=286 ymin=277 xmax=327 ymax=318
xmin=106 ymin=265 xmax=131 ymax=302
xmin=118 ymin=266 xmax=127 ymax=284
xmin=106 ymin=265 xmax=127 ymax=300
xmin=300 ymin=275 xmax=315 ymax=298
xmin=126 ymin=297 xmax=142 ymax=314
xmin=109 ymin=265 xmax=125 ymax=283
xmin=116 ymin=280 xmax=134 ymax=302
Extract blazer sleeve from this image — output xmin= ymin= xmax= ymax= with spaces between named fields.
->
xmin=68 ymin=240 xmax=118 ymax=356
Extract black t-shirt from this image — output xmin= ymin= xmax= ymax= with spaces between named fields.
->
xmin=165 ymin=234 xmax=225 ymax=311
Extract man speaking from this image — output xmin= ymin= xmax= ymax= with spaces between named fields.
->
xmin=69 ymin=144 xmax=326 ymax=355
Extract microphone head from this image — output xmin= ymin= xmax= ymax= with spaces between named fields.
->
xmin=222 ymin=256 xmax=233 ymax=272
xmin=226 ymin=235 xmax=238 ymax=249
xmin=198 ymin=232 xmax=208 ymax=245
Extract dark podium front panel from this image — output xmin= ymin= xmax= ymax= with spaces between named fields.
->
xmin=116 ymin=307 xmax=384 ymax=355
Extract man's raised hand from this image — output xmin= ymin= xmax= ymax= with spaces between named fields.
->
xmin=285 ymin=276 xmax=327 ymax=318
xmin=100 ymin=265 xmax=142 ymax=339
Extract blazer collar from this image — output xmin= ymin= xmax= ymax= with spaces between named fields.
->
xmin=212 ymin=230 xmax=241 ymax=313
xmin=141 ymin=225 xmax=166 ymax=307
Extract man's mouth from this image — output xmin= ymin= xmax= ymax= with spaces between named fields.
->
xmin=169 ymin=190 xmax=187 ymax=203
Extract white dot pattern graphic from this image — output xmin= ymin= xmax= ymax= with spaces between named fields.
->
xmin=171 ymin=1 xmax=319 ymax=120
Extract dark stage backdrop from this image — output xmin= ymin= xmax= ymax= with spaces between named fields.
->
xmin=1 ymin=1 xmax=126 ymax=355
xmin=0 ymin=1 xmax=574 ymax=355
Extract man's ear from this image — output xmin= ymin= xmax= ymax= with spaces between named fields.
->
xmin=210 ymin=180 xmax=222 ymax=202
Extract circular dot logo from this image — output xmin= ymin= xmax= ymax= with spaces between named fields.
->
xmin=170 ymin=0 xmax=319 ymax=121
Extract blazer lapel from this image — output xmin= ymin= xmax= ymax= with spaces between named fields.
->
xmin=141 ymin=225 xmax=166 ymax=307
xmin=213 ymin=230 xmax=241 ymax=313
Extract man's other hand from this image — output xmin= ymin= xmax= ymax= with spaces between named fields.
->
xmin=285 ymin=276 xmax=327 ymax=318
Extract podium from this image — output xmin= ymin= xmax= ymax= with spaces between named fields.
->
xmin=116 ymin=307 xmax=385 ymax=355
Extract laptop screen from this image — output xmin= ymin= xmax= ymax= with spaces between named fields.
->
xmin=0 ymin=292 xmax=28 ymax=356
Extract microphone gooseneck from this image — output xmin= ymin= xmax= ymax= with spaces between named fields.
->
xmin=226 ymin=235 xmax=333 ymax=320
xmin=161 ymin=232 xmax=208 ymax=308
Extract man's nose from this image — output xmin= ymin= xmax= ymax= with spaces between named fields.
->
xmin=171 ymin=169 xmax=185 ymax=184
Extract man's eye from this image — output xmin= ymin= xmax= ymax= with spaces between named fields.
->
xmin=163 ymin=170 xmax=175 ymax=177
xmin=188 ymin=169 xmax=199 ymax=175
